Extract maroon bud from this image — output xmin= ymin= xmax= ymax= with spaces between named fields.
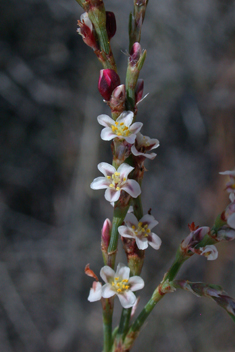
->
xmin=98 ymin=69 xmax=121 ymax=101
xmin=135 ymin=79 xmax=144 ymax=103
xmin=106 ymin=12 xmax=116 ymax=41
xmin=129 ymin=42 xmax=142 ymax=66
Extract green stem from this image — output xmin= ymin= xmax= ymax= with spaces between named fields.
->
xmin=132 ymin=195 xmax=143 ymax=220
xmin=108 ymin=203 xmax=130 ymax=269
xmin=102 ymin=298 xmax=114 ymax=352
xmin=121 ymin=248 xmax=188 ymax=350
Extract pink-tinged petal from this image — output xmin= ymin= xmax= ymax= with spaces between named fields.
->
xmin=228 ymin=213 xmax=235 ymax=229
xmin=125 ymin=134 xmax=137 ymax=144
xmin=104 ymin=188 xmax=120 ymax=202
xmin=102 ymin=283 xmax=116 ymax=298
xmin=148 ymin=138 xmax=160 ymax=150
xmin=129 ymin=276 xmax=145 ymax=291
xmin=116 ymin=263 xmax=130 ymax=280
xmin=117 ymin=111 xmax=134 ymax=127
xmin=100 ymin=266 xmax=115 ymax=283
xmin=117 ymin=290 xmax=136 ymax=308
xmin=136 ymin=236 xmax=148 ymax=250
xmin=148 ymin=233 xmax=162 ymax=250
xmin=98 ymin=162 xmax=116 ymax=177
xmin=117 ymin=163 xmax=134 ymax=179
xmin=140 ymin=214 xmax=158 ymax=230
xmin=125 ymin=213 xmax=139 ymax=227
xmin=128 ymin=205 xmax=134 ymax=213
xmin=129 ymin=122 xmax=143 ymax=135
xmin=97 ymin=114 xmax=115 ymax=128
xmin=100 ymin=127 xmax=117 ymax=141
xmin=229 ymin=193 xmax=235 ymax=202
xmin=220 ymin=170 xmax=235 ymax=176
xmin=122 ymin=180 xmax=141 ymax=198
xmin=118 ymin=225 xmax=135 ymax=238
xmin=200 ymin=245 xmax=218 ymax=260
xmin=88 ymin=282 xmax=102 ymax=302
xmin=90 ymin=177 xmax=109 ymax=190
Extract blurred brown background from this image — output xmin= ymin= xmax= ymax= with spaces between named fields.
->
xmin=1 ymin=0 xmax=235 ymax=351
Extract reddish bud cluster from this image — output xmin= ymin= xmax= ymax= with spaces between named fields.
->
xmin=106 ymin=11 xmax=116 ymax=41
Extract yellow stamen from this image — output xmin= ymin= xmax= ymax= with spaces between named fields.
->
xmin=117 ymin=288 xmax=122 ymax=293
xmin=109 ymin=184 xmax=114 ymax=188
xmin=120 ymin=122 xmax=124 ymax=126
xmin=116 ymin=187 xmax=120 ymax=191
xmin=107 ymin=176 xmax=111 ymax=179
xmin=115 ymin=277 xmax=119 ymax=280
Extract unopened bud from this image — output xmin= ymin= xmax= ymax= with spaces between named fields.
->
xmin=106 ymin=12 xmax=116 ymax=41
xmin=129 ymin=42 xmax=142 ymax=66
xmin=109 ymin=84 xmax=126 ymax=116
xmin=98 ymin=69 xmax=121 ymax=101
xmin=217 ymin=227 xmax=235 ymax=241
xmin=135 ymin=79 xmax=144 ymax=103
xmin=101 ymin=218 xmax=112 ymax=249
xmin=77 ymin=13 xmax=98 ymax=50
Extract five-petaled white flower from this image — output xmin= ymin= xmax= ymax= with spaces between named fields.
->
xmin=97 ymin=111 xmax=143 ymax=144
xmin=100 ymin=263 xmax=144 ymax=308
xmin=90 ymin=162 xmax=141 ymax=203
xmin=131 ymin=133 xmax=160 ymax=160
xmin=220 ymin=169 xmax=235 ymax=202
xmin=118 ymin=213 xmax=161 ymax=250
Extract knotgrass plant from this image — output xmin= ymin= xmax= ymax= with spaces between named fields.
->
xmin=76 ymin=1 xmax=235 ymax=351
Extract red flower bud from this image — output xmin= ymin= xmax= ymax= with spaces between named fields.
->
xmin=106 ymin=12 xmax=116 ymax=41
xmin=77 ymin=13 xmax=98 ymax=50
xmin=101 ymin=218 xmax=112 ymax=249
xmin=135 ymin=79 xmax=144 ymax=103
xmin=129 ymin=42 xmax=142 ymax=66
xmin=98 ymin=69 xmax=121 ymax=101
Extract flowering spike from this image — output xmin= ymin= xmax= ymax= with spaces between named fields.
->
xmin=106 ymin=11 xmax=116 ymax=41
xmin=98 ymin=69 xmax=121 ymax=101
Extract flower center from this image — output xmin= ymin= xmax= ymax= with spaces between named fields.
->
xmin=107 ymin=172 xmax=126 ymax=191
xmin=131 ymin=222 xmax=151 ymax=237
xmin=111 ymin=277 xmax=130 ymax=293
xmin=112 ymin=122 xmax=130 ymax=138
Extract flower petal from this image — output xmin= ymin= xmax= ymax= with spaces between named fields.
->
xmin=140 ymin=214 xmax=158 ymax=230
xmin=117 ymin=290 xmax=136 ymax=308
xmin=129 ymin=276 xmax=145 ymax=291
xmin=122 ymin=180 xmax=141 ymax=198
xmin=88 ymin=282 xmax=102 ymax=302
xmin=104 ymin=188 xmax=120 ymax=202
xmin=116 ymin=263 xmax=130 ymax=280
xmin=90 ymin=176 xmax=109 ymax=190
xmin=228 ymin=213 xmax=235 ymax=229
xmin=200 ymin=245 xmax=218 ymax=260
xmin=136 ymin=236 xmax=148 ymax=250
xmin=117 ymin=111 xmax=134 ymax=127
xmin=102 ymin=283 xmax=116 ymax=298
xmin=117 ymin=163 xmax=134 ymax=179
xmin=129 ymin=122 xmax=143 ymax=135
xmin=100 ymin=266 xmax=115 ymax=283
xmin=125 ymin=134 xmax=137 ymax=144
xmin=148 ymin=233 xmax=162 ymax=250
xmin=118 ymin=225 xmax=135 ymax=239
xmin=125 ymin=213 xmax=139 ymax=227
xmin=98 ymin=162 xmax=116 ymax=177
xmin=97 ymin=114 xmax=115 ymax=128
xmin=100 ymin=127 xmax=117 ymax=141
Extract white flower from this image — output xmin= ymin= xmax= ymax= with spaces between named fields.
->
xmin=97 ymin=111 xmax=143 ymax=144
xmin=100 ymin=263 xmax=144 ymax=308
xmin=199 ymin=245 xmax=218 ymax=260
xmin=220 ymin=169 xmax=235 ymax=202
xmin=118 ymin=213 xmax=161 ymax=250
xmin=131 ymin=133 xmax=160 ymax=160
xmin=90 ymin=162 xmax=141 ymax=203
xmin=88 ymin=281 xmax=102 ymax=302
